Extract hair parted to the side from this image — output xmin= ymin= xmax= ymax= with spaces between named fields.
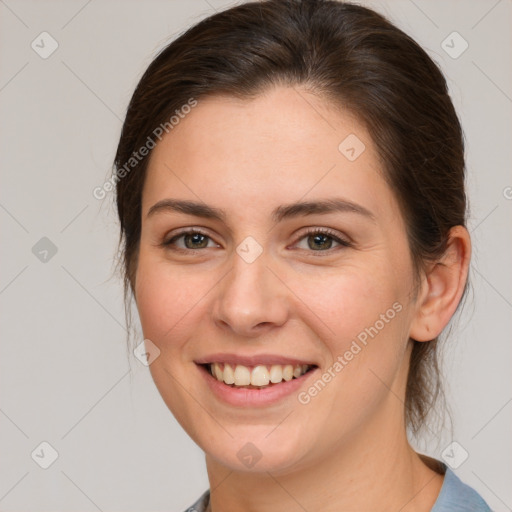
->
xmin=113 ymin=0 xmax=467 ymax=437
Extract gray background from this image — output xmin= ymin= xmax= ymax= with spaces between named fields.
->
xmin=0 ymin=0 xmax=510 ymax=510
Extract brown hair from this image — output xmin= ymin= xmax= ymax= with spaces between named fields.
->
xmin=114 ymin=0 xmax=467 ymax=435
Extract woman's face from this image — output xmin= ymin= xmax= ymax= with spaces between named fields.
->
xmin=135 ymin=86 xmax=421 ymax=474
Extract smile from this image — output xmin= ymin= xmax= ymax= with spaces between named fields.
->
xmin=206 ymin=362 xmax=314 ymax=388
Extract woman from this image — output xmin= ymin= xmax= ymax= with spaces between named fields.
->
xmin=114 ymin=1 xmax=491 ymax=510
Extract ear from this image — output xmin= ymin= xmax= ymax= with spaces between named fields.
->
xmin=409 ymin=226 xmax=471 ymax=342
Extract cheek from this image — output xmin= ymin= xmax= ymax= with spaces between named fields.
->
xmin=291 ymin=260 xmax=412 ymax=404
xmin=292 ymin=273 xmax=408 ymax=431
xmin=134 ymin=249 xmax=208 ymax=350
xmin=133 ymin=250 xmax=214 ymax=436
xmin=295 ymin=261 xmax=407 ymax=347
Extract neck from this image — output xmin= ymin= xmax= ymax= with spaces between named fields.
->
xmin=204 ymin=399 xmax=444 ymax=512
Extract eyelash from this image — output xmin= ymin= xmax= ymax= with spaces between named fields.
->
xmin=162 ymin=227 xmax=352 ymax=255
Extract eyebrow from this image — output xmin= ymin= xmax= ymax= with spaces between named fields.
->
xmin=146 ymin=197 xmax=375 ymax=222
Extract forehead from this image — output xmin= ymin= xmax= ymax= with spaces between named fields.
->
xmin=142 ymin=87 xmax=398 ymax=224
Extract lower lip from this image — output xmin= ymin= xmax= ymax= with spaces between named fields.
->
xmin=197 ymin=364 xmax=318 ymax=407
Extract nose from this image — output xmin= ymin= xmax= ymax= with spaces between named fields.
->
xmin=212 ymin=249 xmax=289 ymax=337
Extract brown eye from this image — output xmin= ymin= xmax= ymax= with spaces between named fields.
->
xmin=294 ymin=228 xmax=351 ymax=253
xmin=163 ymin=230 xmax=217 ymax=251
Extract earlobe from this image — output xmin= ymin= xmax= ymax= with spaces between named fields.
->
xmin=409 ymin=226 xmax=471 ymax=342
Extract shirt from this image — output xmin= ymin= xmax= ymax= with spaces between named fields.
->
xmin=182 ymin=462 xmax=492 ymax=511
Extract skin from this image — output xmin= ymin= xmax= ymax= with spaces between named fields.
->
xmin=134 ymin=86 xmax=471 ymax=512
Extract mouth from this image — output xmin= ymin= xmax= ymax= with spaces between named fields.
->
xmin=199 ymin=362 xmax=318 ymax=389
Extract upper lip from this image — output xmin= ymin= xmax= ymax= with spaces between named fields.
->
xmin=194 ymin=353 xmax=317 ymax=367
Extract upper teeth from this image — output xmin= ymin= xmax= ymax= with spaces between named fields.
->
xmin=209 ymin=363 xmax=310 ymax=387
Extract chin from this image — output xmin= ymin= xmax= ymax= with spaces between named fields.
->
xmin=201 ymin=427 xmax=313 ymax=475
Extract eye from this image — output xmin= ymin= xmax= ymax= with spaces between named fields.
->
xmin=161 ymin=227 xmax=351 ymax=254
xmin=162 ymin=229 xmax=218 ymax=251
xmin=293 ymin=228 xmax=352 ymax=253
